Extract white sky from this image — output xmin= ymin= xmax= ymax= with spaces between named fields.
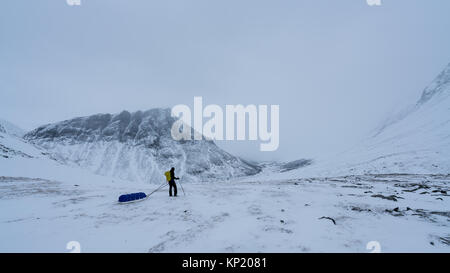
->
xmin=1 ymin=0 xmax=450 ymax=161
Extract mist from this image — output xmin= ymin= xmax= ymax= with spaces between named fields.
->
xmin=1 ymin=0 xmax=450 ymax=161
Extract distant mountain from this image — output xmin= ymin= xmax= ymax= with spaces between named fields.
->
xmin=329 ymin=62 xmax=450 ymax=175
xmin=0 ymin=119 xmax=25 ymax=138
xmin=270 ymin=62 xmax=450 ymax=179
xmin=358 ymin=62 xmax=450 ymax=173
xmin=0 ymin=119 xmax=42 ymax=159
xmin=258 ymin=159 xmax=313 ymax=173
xmin=24 ymin=108 xmax=261 ymax=183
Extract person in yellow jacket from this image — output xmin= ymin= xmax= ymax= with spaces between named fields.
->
xmin=165 ymin=167 xmax=179 ymax=197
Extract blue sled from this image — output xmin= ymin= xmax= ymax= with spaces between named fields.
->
xmin=118 ymin=192 xmax=147 ymax=203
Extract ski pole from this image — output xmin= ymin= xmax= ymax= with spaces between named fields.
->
xmin=178 ymin=179 xmax=186 ymax=196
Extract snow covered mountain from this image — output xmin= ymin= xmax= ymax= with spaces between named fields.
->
xmin=244 ymin=62 xmax=450 ymax=181
xmin=0 ymin=120 xmax=40 ymax=159
xmin=24 ymin=108 xmax=260 ymax=183
xmin=0 ymin=119 xmax=25 ymax=138
xmin=347 ymin=62 xmax=450 ymax=174
xmin=298 ymin=62 xmax=450 ymax=177
xmin=257 ymin=159 xmax=313 ymax=174
xmin=9 ymin=62 xmax=450 ymax=183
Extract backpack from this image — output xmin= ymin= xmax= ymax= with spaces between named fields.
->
xmin=164 ymin=171 xmax=171 ymax=182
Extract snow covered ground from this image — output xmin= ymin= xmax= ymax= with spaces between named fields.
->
xmin=1 ymin=155 xmax=449 ymax=253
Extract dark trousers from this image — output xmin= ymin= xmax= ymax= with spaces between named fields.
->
xmin=169 ymin=180 xmax=177 ymax=196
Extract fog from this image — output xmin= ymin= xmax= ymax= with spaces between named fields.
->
xmin=1 ymin=0 xmax=450 ymax=161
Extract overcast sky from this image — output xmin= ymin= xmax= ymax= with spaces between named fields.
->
xmin=1 ymin=0 xmax=450 ymax=161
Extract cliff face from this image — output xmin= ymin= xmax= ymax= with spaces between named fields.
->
xmin=25 ymin=108 xmax=260 ymax=183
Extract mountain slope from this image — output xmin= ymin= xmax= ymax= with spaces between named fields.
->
xmin=24 ymin=109 xmax=260 ymax=183
xmin=350 ymin=62 xmax=450 ymax=174
xmin=326 ymin=62 xmax=450 ymax=175
xmin=0 ymin=119 xmax=25 ymax=138
xmin=255 ymin=62 xmax=450 ymax=180
xmin=0 ymin=119 xmax=42 ymax=159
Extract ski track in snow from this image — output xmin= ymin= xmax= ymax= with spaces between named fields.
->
xmin=0 ymin=174 xmax=449 ymax=253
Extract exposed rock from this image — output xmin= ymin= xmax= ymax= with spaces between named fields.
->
xmin=371 ymin=194 xmax=402 ymax=202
